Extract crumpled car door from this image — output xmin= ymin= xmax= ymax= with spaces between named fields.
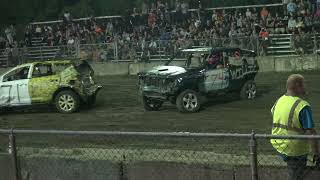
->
xmin=0 ymin=84 xmax=11 ymax=106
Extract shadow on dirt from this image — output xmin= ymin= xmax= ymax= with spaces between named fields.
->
xmin=201 ymin=84 xmax=273 ymax=110
xmin=0 ymin=105 xmax=97 ymax=115
xmin=0 ymin=105 xmax=57 ymax=115
xmin=145 ymin=84 xmax=274 ymax=113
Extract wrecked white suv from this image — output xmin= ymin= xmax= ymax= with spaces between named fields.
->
xmin=0 ymin=60 xmax=102 ymax=113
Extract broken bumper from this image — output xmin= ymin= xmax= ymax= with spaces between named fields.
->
xmin=85 ymin=85 xmax=103 ymax=96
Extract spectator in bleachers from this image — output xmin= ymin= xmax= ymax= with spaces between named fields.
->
xmin=315 ymin=5 xmax=320 ymax=16
xmin=259 ymin=28 xmax=269 ymax=56
xmin=24 ymin=25 xmax=32 ymax=46
xmin=260 ymin=7 xmax=269 ymax=22
xmin=287 ymin=16 xmax=297 ymax=33
xmin=181 ymin=1 xmax=189 ymax=22
xmin=283 ymin=0 xmax=290 ymax=14
xmin=304 ymin=13 xmax=313 ymax=32
xmin=298 ymin=0 xmax=307 ymax=16
xmin=5 ymin=25 xmax=14 ymax=45
xmin=246 ymin=8 xmax=252 ymax=18
xmin=17 ymin=0 xmax=320 ymax=62
xmin=148 ymin=11 xmax=157 ymax=27
xmin=35 ymin=25 xmax=42 ymax=37
xmin=0 ymin=36 xmax=6 ymax=49
xmin=274 ymin=13 xmax=287 ymax=33
xmin=63 ymin=11 xmax=72 ymax=24
xmin=287 ymin=0 xmax=298 ymax=16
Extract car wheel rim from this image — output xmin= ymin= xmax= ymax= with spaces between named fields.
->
xmin=246 ymin=83 xmax=256 ymax=99
xmin=58 ymin=95 xmax=75 ymax=112
xmin=182 ymin=93 xmax=198 ymax=110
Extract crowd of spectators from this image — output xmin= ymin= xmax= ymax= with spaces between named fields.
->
xmin=0 ymin=25 xmax=25 ymax=66
xmin=2 ymin=0 xmax=320 ymax=60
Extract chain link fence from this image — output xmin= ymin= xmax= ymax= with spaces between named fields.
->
xmin=0 ymin=130 xmax=320 ymax=180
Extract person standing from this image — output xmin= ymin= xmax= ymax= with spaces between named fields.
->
xmin=5 ymin=26 xmax=13 ymax=45
xmin=271 ymin=74 xmax=320 ymax=180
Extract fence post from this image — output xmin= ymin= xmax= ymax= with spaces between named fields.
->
xmin=313 ymin=33 xmax=317 ymax=53
xmin=75 ymin=43 xmax=80 ymax=59
xmin=249 ymin=130 xmax=258 ymax=180
xmin=115 ymin=41 xmax=119 ymax=62
xmin=159 ymin=40 xmax=162 ymax=62
xmin=256 ymin=37 xmax=259 ymax=56
xmin=40 ymin=46 xmax=43 ymax=61
xmin=9 ymin=129 xmax=21 ymax=180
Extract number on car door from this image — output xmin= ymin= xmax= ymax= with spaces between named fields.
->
xmin=204 ymin=68 xmax=229 ymax=92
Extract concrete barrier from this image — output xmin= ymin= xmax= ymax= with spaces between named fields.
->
xmin=127 ymin=162 xmax=236 ymax=180
xmin=2 ymin=156 xmax=320 ymax=180
xmin=0 ymin=154 xmax=14 ymax=180
xmin=19 ymin=157 xmax=120 ymax=180
xmin=91 ymin=62 xmax=129 ymax=76
xmin=257 ymin=57 xmax=275 ymax=72
xmin=273 ymin=55 xmax=319 ymax=72
xmin=0 ymin=55 xmax=319 ymax=77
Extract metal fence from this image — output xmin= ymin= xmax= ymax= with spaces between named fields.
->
xmin=2 ymin=34 xmax=320 ymax=68
xmin=0 ymin=129 xmax=320 ymax=180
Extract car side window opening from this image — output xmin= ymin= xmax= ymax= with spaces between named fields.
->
xmin=54 ymin=63 xmax=72 ymax=73
xmin=32 ymin=64 xmax=53 ymax=78
xmin=2 ymin=66 xmax=30 ymax=82
xmin=207 ymin=52 xmax=224 ymax=70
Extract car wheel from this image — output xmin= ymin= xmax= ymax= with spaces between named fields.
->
xmin=142 ymin=96 xmax=163 ymax=111
xmin=176 ymin=89 xmax=201 ymax=113
xmin=55 ymin=90 xmax=80 ymax=113
xmin=240 ymin=80 xmax=257 ymax=100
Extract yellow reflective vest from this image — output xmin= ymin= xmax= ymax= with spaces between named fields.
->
xmin=270 ymin=95 xmax=310 ymax=156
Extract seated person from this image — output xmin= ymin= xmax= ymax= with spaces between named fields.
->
xmin=207 ymin=53 xmax=223 ymax=69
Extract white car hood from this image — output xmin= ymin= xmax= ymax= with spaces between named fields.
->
xmin=147 ymin=66 xmax=187 ymax=76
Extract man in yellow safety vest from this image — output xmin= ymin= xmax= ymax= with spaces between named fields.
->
xmin=271 ymin=74 xmax=320 ymax=180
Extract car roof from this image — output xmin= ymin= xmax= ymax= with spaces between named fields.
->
xmin=181 ymin=47 xmax=212 ymax=53
xmin=16 ymin=60 xmax=73 ymax=68
xmin=181 ymin=47 xmax=256 ymax=57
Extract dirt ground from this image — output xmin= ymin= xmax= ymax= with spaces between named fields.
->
xmin=0 ymin=71 xmax=320 ymax=134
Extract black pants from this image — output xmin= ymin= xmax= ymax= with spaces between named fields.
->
xmin=286 ymin=158 xmax=307 ymax=180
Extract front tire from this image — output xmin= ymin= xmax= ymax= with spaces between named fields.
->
xmin=55 ymin=90 xmax=80 ymax=113
xmin=176 ymin=89 xmax=201 ymax=113
xmin=240 ymin=80 xmax=257 ymax=100
xmin=142 ymin=96 xmax=163 ymax=111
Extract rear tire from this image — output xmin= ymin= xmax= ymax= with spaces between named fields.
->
xmin=142 ymin=96 xmax=163 ymax=111
xmin=55 ymin=90 xmax=80 ymax=113
xmin=176 ymin=89 xmax=201 ymax=113
xmin=240 ymin=80 xmax=257 ymax=100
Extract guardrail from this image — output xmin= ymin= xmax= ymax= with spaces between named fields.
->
xmin=0 ymin=129 xmax=319 ymax=180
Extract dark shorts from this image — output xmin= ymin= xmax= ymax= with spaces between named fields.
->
xmin=286 ymin=156 xmax=307 ymax=180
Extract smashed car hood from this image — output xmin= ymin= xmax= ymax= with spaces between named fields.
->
xmin=146 ymin=66 xmax=187 ymax=76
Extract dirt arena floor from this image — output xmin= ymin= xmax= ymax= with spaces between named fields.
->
xmin=0 ymin=71 xmax=320 ymax=134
